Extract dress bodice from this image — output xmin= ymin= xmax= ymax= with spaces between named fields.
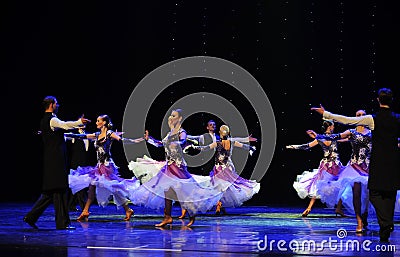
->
xmin=94 ymin=130 xmax=114 ymax=164
xmin=214 ymin=139 xmax=234 ymax=167
xmin=348 ymin=129 xmax=372 ymax=166
xmin=162 ymin=128 xmax=187 ymax=167
xmin=317 ymin=135 xmax=340 ymax=163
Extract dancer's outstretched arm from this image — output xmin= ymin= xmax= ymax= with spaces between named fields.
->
xmin=230 ymin=134 xmax=257 ymax=143
xmin=144 ymin=130 xmax=163 ymax=147
xmin=233 ymin=141 xmax=257 ymax=155
xmin=286 ymin=139 xmax=319 ymax=150
xmin=306 ymin=129 xmax=350 ymax=142
xmin=122 ymin=137 xmax=145 ymax=144
xmin=311 ymin=104 xmax=374 ymax=129
xmin=186 ymin=134 xmax=203 ymax=145
xmin=306 ymin=129 xmax=351 ymax=142
xmin=64 ymin=132 xmax=87 ymax=140
xmin=64 ymin=132 xmax=97 ymax=140
xmin=183 ymin=141 xmax=217 ymax=153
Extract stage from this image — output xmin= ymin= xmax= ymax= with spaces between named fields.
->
xmin=1 ymin=203 xmax=399 ymax=256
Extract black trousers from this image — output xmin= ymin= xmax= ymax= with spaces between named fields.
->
xmin=68 ymin=187 xmax=88 ymax=211
xmin=25 ymin=189 xmax=70 ymax=229
xmin=369 ymin=189 xmax=396 ymax=232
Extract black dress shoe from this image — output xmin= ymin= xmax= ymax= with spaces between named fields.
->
xmin=379 ymin=226 xmax=393 ymax=243
xmin=380 ymin=237 xmax=390 ymax=243
xmin=23 ymin=217 xmax=38 ymax=229
xmin=56 ymin=225 xmax=76 ymax=230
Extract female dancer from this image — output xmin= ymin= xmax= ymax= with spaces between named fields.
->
xmin=309 ymin=110 xmax=371 ymax=233
xmin=68 ymin=114 xmax=143 ymax=221
xmin=287 ymin=119 xmax=345 ymax=217
xmin=181 ymin=125 xmax=260 ymax=218
xmin=129 ymin=109 xmax=222 ymax=227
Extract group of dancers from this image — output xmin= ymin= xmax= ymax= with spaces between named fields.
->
xmin=26 ymin=90 xmax=399 ymax=243
xmin=67 ymin=109 xmax=260 ymax=227
xmin=287 ymin=109 xmax=376 ymax=233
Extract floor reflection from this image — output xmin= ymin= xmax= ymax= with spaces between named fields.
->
xmin=0 ymin=203 xmax=399 ymax=256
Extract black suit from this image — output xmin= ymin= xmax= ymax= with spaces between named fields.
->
xmin=368 ymin=108 xmax=400 ymax=238
xmin=69 ymin=138 xmax=93 ymax=169
xmin=24 ymin=113 xmax=72 ymax=229
xmin=200 ymin=133 xmax=220 ymax=175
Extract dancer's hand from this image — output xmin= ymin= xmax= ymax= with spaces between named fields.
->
xmin=306 ymin=130 xmax=317 ymax=139
xmin=79 ymin=114 xmax=91 ymax=124
xmin=248 ymin=134 xmax=258 ymax=142
xmin=115 ymin=129 xmax=125 ymax=136
xmin=183 ymin=144 xmax=194 ymax=153
xmin=310 ymin=104 xmax=325 ymax=115
xmin=187 ymin=138 xmax=199 ymax=145
xmin=144 ymin=130 xmax=149 ymax=141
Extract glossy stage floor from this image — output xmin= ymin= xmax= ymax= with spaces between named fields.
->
xmin=1 ymin=203 xmax=399 ymax=257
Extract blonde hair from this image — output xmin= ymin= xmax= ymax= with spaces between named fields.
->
xmin=220 ymin=125 xmax=230 ymax=134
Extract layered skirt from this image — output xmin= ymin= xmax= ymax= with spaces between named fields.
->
xmin=69 ymin=161 xmax=139 ymax=207
xmin=317 ymin=163 xmax=370 ymax=213
xmin=293 ymin=160 xmax=343 ymax=199
xmin=129 ymin=161 xmax=223 ymax=216
xmin=208 ymin=164 xmax=260 ymax=207
xmin=128 ymin=155 xmax=260 ymax=210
